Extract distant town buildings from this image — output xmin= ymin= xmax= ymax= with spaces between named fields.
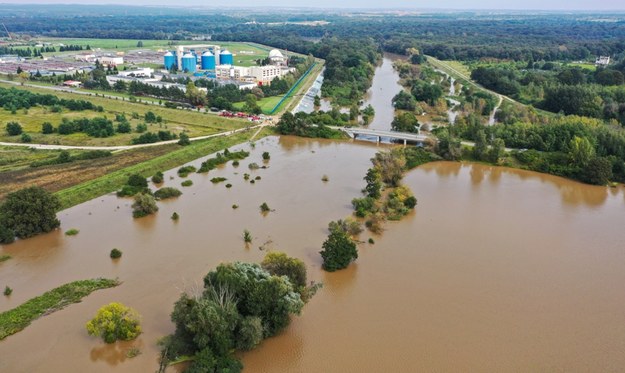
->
xmin=596 ymin=56 xmax=610 ymax=66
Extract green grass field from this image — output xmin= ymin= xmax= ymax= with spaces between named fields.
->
xmin=31 ymin=38 xmax=279 ymax=67
xmin=232 ymin=95 xmax=283 ymax=114
xmin=442 ymin=60 xmax=472 ymax=77
xmin=0 ymin=146 xmax=92 ymax=173
xmin=0 ymin=83 xmax=248 ymax=146
xmin=568 ymin=63 xmax=597 ymax=71
xmin=35 ymin=38 xmax=196 ymax=51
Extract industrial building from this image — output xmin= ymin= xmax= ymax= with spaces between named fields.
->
xmin=215 ymin=64 xmax=295 ymax=85
xmin=268 ymin=49 xmax=286 ymax=65
xmin=164 ymin=45 xmax=222 ymax=72
xmin=99 ymin=56 xmax=123 ymax=66
xmin=162 ymin=45 xmax=292 ymax=86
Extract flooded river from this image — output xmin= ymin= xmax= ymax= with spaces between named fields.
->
xmin=1 ymin=135 xmax=625 ymax=372
xmin=361 ymin=54 xmax=404 ymax=131
xmin=2 ymin=51 xmax=625 ymax=372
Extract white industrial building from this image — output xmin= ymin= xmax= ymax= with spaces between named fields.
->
xmin=215 ymin=64 xmax=295 ymax=85
xmin=99 ymin=56 xmax=124 ymax=66
xmin=268 ymin=49 xmax=286 ymax=65
xmin=117 ymin=67 xmax=154 ymax=78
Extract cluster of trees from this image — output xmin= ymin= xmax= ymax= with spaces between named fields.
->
xmin=5 ymin=7 xmax=625 ymax=64
xmin=111 ymin=74 xmax=296 ymax=113
xmin=376 ymin=15 xmax=625 ymax=62
xmin=0 ymin=46 xmax=61 ymax=58
xmin=320 ymin=225 xmax=358 ymax=272
xmin=159 ymin=253 xmax=318 ymax=372
xmin=276 ymin=112 xmax=343 ymax=139
xmin=0 ymin=186 xmax=60 ymax=244
xmin=86 ymin=302 xmax=141 ymax=343
xmin=0 ymin=87 xmax=101 ymax=113
xmin=471 ymin=64 xmax=625 ymax=124
xmin=449 ymin=114 xmax=625 ymax=184
xmin=391 ymin=112 xmax=420 ymax=133
xmin=58 ymin=44 xmax=88 ymax=52
xmin=30 ymin=149 xmax=111 ymax=168
xmin=351 ymin=149 xmax=421 ymax=233
xmin=55 ymin=117 xmax=115 ymax=137
xmin=131 ymin=130 xmax=176 ymax=145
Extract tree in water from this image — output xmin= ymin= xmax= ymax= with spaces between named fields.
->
xmin=0 ymin=186 xmax=60 ymax=241
xmin=86 ymin=302 xmax=141 ymax=343
xmin=319 ymin=229 xmax=358 ymax=272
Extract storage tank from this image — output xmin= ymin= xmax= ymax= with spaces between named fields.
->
xmin=201 ymin=51 xmax=215 ymax=70
xmin=163 ymin=51 xmax=176 ymax=70
xmin=220 ymin=50 xmax=233 ymax=66
xmin=181 ymin=53 xmax=197 ymax=73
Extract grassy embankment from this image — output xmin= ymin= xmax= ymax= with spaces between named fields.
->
xmin=0 ymin=82 xmax=248 ymax=146
xmin=54 ymin=127 xmax=274 ymax=209
xmin=0 ymin=278 xmax=120 ymax=340
xmin=0 ymin=254 xmax=11 ymax=263
xmin=232 ymin=60 xmax=324 ymax=115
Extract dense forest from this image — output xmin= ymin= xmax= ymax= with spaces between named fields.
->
xmin=4 ymin=5 xmax=625 ymax=62
xmin=470 ymin=62 xmax=625 ymax=124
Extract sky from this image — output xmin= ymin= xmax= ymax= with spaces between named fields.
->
xmin=3 ymin=0 xmax=625 ymax=11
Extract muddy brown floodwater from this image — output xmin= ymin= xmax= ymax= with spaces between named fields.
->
xmin=361 ymin=54 xmax=404 ymax=131
xmin=1 ymin=136 xmax=625 ymax=372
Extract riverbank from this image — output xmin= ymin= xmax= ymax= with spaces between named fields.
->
xmin=54 ymin=127 xmax=274 ymax=209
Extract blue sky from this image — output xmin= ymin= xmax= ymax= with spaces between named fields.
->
xmin=3 ymin=0 xmax=625 ymax=10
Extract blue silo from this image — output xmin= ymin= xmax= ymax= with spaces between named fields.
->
xmin=163 ymin=51 xmax=176 ymax=70
xmin=181 ymin=53 xmax=196 ymax=73
xmin=201 ymin=51 xmax=215 ymax=70
xmin=220 ymin=50 xmax=233 ymax=65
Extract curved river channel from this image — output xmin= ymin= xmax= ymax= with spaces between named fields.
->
xmin=2 ymin=56 xmax=625 ymax=372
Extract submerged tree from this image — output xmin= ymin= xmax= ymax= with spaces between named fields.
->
xmin=131 ymin=193 xmax=158 ymax=218
xmin=0 ymin=186 xmax=60 ymax=240
xmin=320 ymin=229 xmax=358 ymax=272
xmin=86 ymin=302 xmax=141 ymax=343
xmin=161 ymin=255 xmax=316 ymax=372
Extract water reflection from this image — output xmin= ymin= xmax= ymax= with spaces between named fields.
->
xmin=470 ymin=165 xmax=485 ymax=186
xmin=322 ymin=263 xmax=358 ymax=297
xmin=421 ymin=161 xmax=616 ymax=208
xmin=558 ymin=183 xmax=608 ymax=207
xmin=90 ymin=339 xmax=143 ymax=366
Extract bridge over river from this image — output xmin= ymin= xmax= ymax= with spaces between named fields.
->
xmin=329 ymin=126 xmax=431 ymax=145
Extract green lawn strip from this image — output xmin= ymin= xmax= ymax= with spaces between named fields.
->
xmin=0 ymin=278 xmax=120 ymax=340
xmin=54 ymin=129 xmax=263 ymax=210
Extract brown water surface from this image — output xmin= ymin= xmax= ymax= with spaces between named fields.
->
xmin=1 ymin=137 xmax=625 ymax=373
xmin=361 ymin=54 xmax=404 ymax=131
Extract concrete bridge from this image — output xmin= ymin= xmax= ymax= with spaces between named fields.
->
xmin=331 ymin=127 xmax=431 ymax=145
